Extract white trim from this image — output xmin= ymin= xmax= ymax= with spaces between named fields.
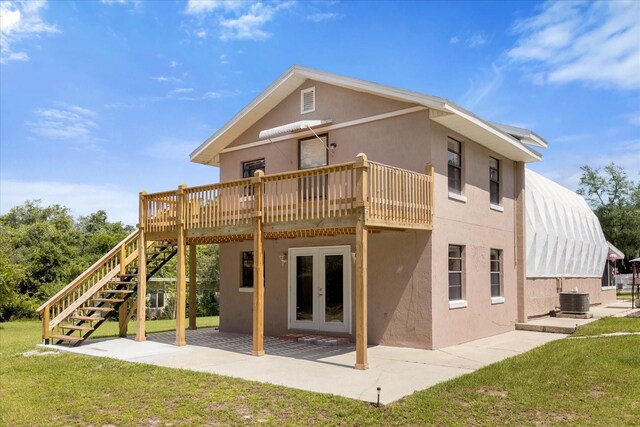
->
xmin=300 ymin=87 xmax=315 ymax=114
xmin=448 ymin=192 xmax=467 ymax=203
xmin=449 ymin=299 xmax=468 ymax=309
xmin=239 ymin=287 xmax=253 ymax=293
xmin=220 ymin=106 xmax=427 ymax=155
xmin=491 ymin=296 xmax=505 ymax=305
xmin=490 ymin=204 xmax=504 ymax=212
xmin=601 ymin=286 xmax=617 ymax=291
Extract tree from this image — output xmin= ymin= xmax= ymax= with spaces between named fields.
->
xmin=577 ymin=163 xmax=640 ymax=271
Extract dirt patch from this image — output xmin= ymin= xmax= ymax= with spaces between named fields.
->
xmin=589 ymin=388 xmax=604 ymax=398
xmin=626 ymin=311 xmax=640 ymax=318
xmin=476 ymin=388 xmax=508 ymax=398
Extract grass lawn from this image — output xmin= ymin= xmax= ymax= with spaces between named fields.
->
xmin=1 ymin=317 xmax=639 ymax=426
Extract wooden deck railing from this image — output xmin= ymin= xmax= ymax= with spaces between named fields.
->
xmin=142 ymin=155 xmax=434 ymax=237
xmin=36 ymin=230 xmax=141 ymax=341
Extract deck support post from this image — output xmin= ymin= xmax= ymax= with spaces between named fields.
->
xmin=189 ymin=244 xmax=197 ymax=330
xmin=135 ymin=191 xmax=148 ymax=342
xmin=515 ymin=162 xmax=527 ymax=323
xmin=176 ymin=184 xmax=187 ymax=346
xmin=355 ymin=153 xmax=369 ymax=370
xmin=42 ymin=305 xmax=50 ymax=344
xmin=252 ymin=170 xmax=265 ymax=357
xmin=118 ymin=244 xmax=128 ymax=337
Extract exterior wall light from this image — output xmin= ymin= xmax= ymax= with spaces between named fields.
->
xmin=279 ymin=254 xmax=288 ymax=266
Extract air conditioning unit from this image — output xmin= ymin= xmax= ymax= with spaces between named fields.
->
xmin=559 ymin=292 xmax=590 ymax=314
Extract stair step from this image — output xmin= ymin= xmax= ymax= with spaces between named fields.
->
xmin=51 ymin=334 xmax=84 ymax=343
xmin=79 ymin=306 xmax=114 ymax=313
xmin=60 ymin=324 xmax=94 ymax=331
xmin=92 ymin=298 xmax=125 ymax=303
xmin=100 ymin=289 xmax=133 ymax=294
xmin=70 ymin=315 xmax=105 ymax=322
xmin=109 ymin=280 xmax=137 ymax=285
xmin=120 ymin=274 xmax=137 ymax=277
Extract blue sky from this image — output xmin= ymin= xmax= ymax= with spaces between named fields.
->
xmin=1 ymin=0 xmax=639 ymax=225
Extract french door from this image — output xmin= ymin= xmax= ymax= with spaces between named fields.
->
xmin=288 ymin=246 xmax=351 ymax=333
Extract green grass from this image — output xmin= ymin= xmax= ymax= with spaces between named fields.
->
xmin=1 ymin=318 xmax=639 ymax=426
xmin=573 ymin=316 xmax=640 ymax=336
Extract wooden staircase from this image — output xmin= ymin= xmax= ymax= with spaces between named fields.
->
xmin=36 ymin=230 xmax=177 ymax=346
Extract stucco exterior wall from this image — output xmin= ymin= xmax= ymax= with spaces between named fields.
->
xmin=216 ymin=79 xmax=521 ymax=350
xmin=525 ymin=277 xmax=615 ymax=318
xmin=219 ymin=230 xmax=433 ymax=349
xmin=428 ymin=122 xmax=519 ymax=349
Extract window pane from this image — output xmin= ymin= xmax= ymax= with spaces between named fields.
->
xmin=490 ymin=249 xmax=500 ymax=261
xmin=490 ymin=168 xmax=499 ymax=182
xmin=296 ymin=256 xmax=314 ymax=321
xmin=448 ymin=151 xmax=460 ymax=167
xmin=243 ymin=159 xmax=265 ymax=178
xmin=300 ymin=136 xmax=327 ymax=169
xmin=449 ymin=245 xmax=462 ymax=258
xmin=448 ymin=139 xmax=460 ymax=153
xmin=491 ymin=282 xmax=501 ymax=297
xmin=241 ymin=251 xmax=254 ymax=288
xmin=449 ymin=259 xmax=462 ymax=272
xmin=449 ymin=284 xmax=462 ymax=300
xmin=490 ymin=182 xmax=500 ymax=205
xmin=490 ymin=157 xmax=498 ymax=170
xmin=448 ymin=165 xmax=461 ymax=192
xmin=324 ymin=255 xmax=344 ymax=323
xmin=490 ymin=260 xmax=500 ymax=272
xmin=449 ymin=272 xmax=461 ymax=286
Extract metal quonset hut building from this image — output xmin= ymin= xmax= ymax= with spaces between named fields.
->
xmin=524 ymin=169 xmax=615 ymax=318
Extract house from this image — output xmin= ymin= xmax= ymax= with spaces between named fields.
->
xmin=37 ymin=66 xmax=614 ymax=370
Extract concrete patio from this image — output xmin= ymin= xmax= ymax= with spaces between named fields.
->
xmin=40 ymin=328 xmax=563 ymax=404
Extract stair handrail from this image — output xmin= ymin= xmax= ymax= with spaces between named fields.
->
xmin=36 ymin=230 xmax=140 ymax=313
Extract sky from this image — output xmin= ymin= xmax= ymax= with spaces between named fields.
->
xmin=1 ymin=0 xmax=639 ymax=225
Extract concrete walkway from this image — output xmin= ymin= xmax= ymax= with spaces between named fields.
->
xmin=516 ymin=300 xmax=637 ymax=334
xmin=40 ymin=329 xmax=562 ymax=404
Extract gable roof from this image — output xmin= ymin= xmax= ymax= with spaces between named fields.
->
xmin=190 ymin=65 xmax=545 ymax=166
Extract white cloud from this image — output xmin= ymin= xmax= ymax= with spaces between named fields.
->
xmin=169 ymin=60 xmax=180 ymax=68
xmin=0 ymin=0 xmax=59 ymax=64
xmin=449 ymin=36 xmax=460 ymax=44
xmin=219 ymin=53 xmax=228 ymax=64
xmin=100 ymin=0 xmax=142 ymax=6
xmin=459 ymin=63 xmax=504 ymax=109
xmin=306 ymin=12 xmax=337 ymax=23
xmin=0 ymin=179 xmax=139 ymax=225
xmin=508 ymin=1 xmax=640 ymax=91
xmin=151 ymin=76 xmax=169 ymax=82
xmin=184 ymin=1 xmax=294 ymax=41
xmin=625 ymin=111 xmax=640 ymax=126
xmin=466 ymin=33 xmax=487 ymax=48
xmin=196 ymin=29 xmax=207 ymax=38
xmin=26 ymin=104 xmax=100 ymax=149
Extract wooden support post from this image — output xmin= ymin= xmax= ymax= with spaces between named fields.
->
xmin=426 ymin=163 xmax=435 ymax=223
xmin=189 ymin=244 xmax=197 ymax=330
xmin=176 ymin=184 xmax=187 ymax=346
xmin=136 ymin=191 xmax=148 ymax=342
xmin=42 ymin=305 xmax=50 ymax=344
xmin=355 ymin=153 xmax=369 ymax=370
xmin=515 ymin=162 xmax=527 ymax=323
xmin=118 ymin=244 xmax=128 ymax=337
xmin=252 ymin=170 xmax=265 ymax=357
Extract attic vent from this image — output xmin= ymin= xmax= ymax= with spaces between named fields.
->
xmin=301 ymin=87 xmax=315 ymax=114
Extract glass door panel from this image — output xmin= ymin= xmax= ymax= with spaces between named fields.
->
xmin=324 ymin=255 xmax=344 ymax=323
xmin=295 ymin=256 xmax=314 ymax=321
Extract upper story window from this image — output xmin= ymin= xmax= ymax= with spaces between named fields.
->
xmin=448 ymin=138 xmax=462 ymax=194
xmin=299 ymin=135 xmax=328 ymax=199
xmin=490 ymin=249 xmax=502 ymax=297
xmin=489 ymin=157 xmax=500 ymax=205
xmin=301 ymin=87 xmax=315 ymax=114
xmin=448 ymin=245 xmax=464 ymax=301
xmin=242 ymin=158 xmax=265 ymax=178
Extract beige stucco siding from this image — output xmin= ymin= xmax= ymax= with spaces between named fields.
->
xmin=216 ymin=81 xmax=523 ymax=350
xmin=525 ymin=277 xmax=617 ymax=318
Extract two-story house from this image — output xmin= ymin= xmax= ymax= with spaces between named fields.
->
xmin=39 ymin=66 xmax=612 ymax=371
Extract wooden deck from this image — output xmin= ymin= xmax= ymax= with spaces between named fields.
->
xmin=142 ymin=156 xmax=434 ymax=243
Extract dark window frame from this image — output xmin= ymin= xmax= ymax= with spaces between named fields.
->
xmin=242 ymin=158 xmax=265 ymax=179
xmin=489 ymin=157 xmax=500 ymax=205
xmin=240 ymin=251 xmax=265 ymax=289
xmin=448 ymin=138 xmax=463 ymax=194
xmin=448 ymin=244 xmax=464 ymax=301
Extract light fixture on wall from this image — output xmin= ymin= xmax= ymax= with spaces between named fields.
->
xmin=351 ymin=252 xmax=356 ymax=264
xmin=279 ymin=253 xmax=288 ymax=266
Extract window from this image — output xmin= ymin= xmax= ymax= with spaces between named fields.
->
xmin=241 ymin=251 xmax=254 ymax=289
xmin=299 ymin=135 xmax=328 ymax=199
xmin=490 ymin=249 xmax=502 ymax=297
xmin=242 ymin=158 xmax=265 ymax=179
xmin=240 ymin=251 xmax=265 ymax=290
xmin=448 ymin=138 xmax=462 ymax=194
xmin=448 ymin=245 xmax=464 ymax=301
xmin=490 ymin=157 xmax=500 ymax=205
xmin=301 ymin=87 xmax=315 ymax=114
